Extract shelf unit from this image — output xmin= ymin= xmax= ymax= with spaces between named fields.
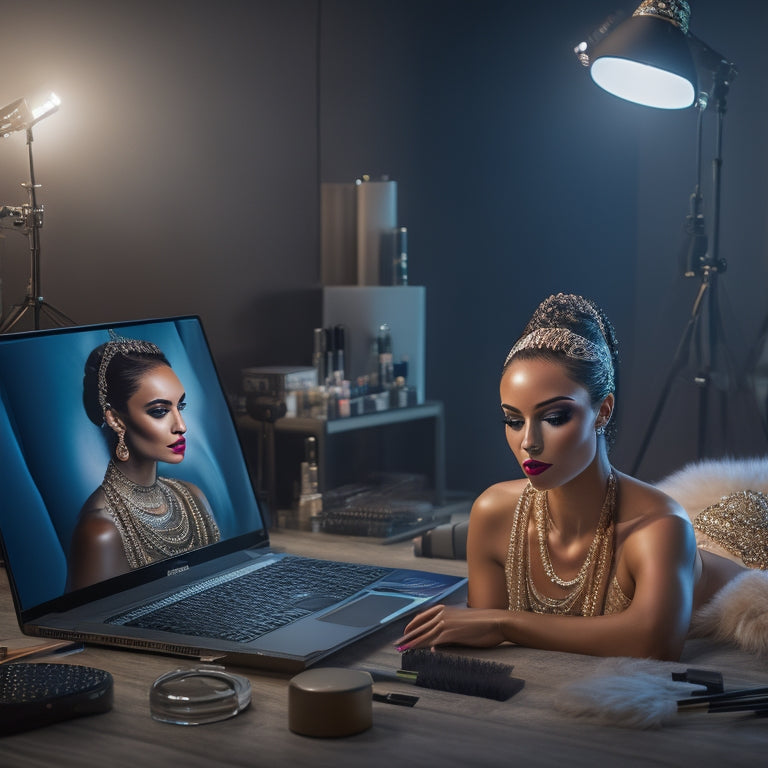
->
xmin=236 ymin=402 xmax=446 ymax=523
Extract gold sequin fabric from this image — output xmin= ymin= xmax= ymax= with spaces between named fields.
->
xmin=693 ymin=490 xmax=768 ymax=570
xmin=101 ymin=460 xmax=220 ymax=569
xmin=603 ymin=575 xmax=632 ymax=614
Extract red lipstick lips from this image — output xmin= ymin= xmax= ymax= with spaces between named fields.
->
xmin=170 ymin=437 xmax=186 ymax=455
xmin=523 ymin=459 xmax=551 ymax=476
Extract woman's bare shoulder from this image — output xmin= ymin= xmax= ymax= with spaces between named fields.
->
xmin=74 ymin=489 xmax=118 ymax=537
xmin=614 ymin=471 xmax=695 ymax=557
xmin=615 ymin=471 xmax=688 ymax=524
xmin=68 ymin=488 xmax=128 ymax=591
xmin=471 ymin=479 xmax=529 ymax=526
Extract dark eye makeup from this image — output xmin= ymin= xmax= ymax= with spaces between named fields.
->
xmin=502 ymin=406 xmax=574 ymax=430
xmin=146 ymin=399 xmax=186 ymax=419
xmin=542 ymin=408 xmax=573 ymax=426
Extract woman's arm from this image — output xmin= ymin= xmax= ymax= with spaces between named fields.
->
xmin=396 ymin=508 xmax=697 ymax=661
xmin=465 ymin=481 xmax=526 ymax=609
xmin=67 ymin=501 xmax=130 ymax=591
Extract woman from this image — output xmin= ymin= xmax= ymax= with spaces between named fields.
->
xmin=67 ymin=332 xmax=220 ymax=591
xmin=396 ymin=293 xmax=758 ymax=661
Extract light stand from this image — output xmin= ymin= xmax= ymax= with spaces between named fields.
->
xmin=631 ymin=52 xmax=744 ymax=474
xmin=0 ymin=94 xmax=74 ymax=333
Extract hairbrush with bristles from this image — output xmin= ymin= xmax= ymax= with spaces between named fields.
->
xmin=365 ymin=649 xmax=524 ymax=701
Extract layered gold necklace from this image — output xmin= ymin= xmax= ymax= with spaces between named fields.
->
xmin=506 ymin=470 xmax=617 ymax=616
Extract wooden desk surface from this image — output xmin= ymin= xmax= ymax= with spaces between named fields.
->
xmin=1 ymin=530 xmax=766 ymax=767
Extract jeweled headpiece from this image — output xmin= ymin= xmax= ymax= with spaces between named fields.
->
xmin=504 ymin=327 xmax=615 ymax=393
xmin=97 ymin=330 xmax=163 ymax=416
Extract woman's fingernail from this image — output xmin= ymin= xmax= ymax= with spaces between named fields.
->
xmin=395 ymin=644 xmax=408 ymax=652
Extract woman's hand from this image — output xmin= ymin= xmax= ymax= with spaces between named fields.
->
xmin=395 ymin=604 xmax=508 ymax=651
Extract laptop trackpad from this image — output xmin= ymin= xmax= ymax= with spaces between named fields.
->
xmin=318 ymin=595 xmax=414 ymax=627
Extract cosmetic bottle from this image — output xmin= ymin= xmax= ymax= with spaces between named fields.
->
xmin=325 ymin=328 xmax=335 ymax=387
xmin=366 ymin=339 xmax=380 ymax=391
xmin=377 ymin=323 xmax=393 ymax=390
xmin=393 ymin=226 xmax=408 ymax=286
xmin=333 ymin=325 xmax=346 ymax=383
xmin=337 ymin=380 xmax=351 ymax=418
xmin=312 ymin=328 xmax=326 ymax=387
xmin=391 ymin=376 xmax=408 ymax=408
xmin=393 ymin=355 xmax=409 ymax=382
xmin=297 ymin=436 xmax=323 ymax=532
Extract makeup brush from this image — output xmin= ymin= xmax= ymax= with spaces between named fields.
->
xmin=678 ymin=686 xmax=768 ymax=714
xmin=364 ymin=649 xmax=524 ymax=701
xmin=677 ymin=685 xmax=768 ymax=706
xmin=678 ymin=696 xmax=768 ymax=715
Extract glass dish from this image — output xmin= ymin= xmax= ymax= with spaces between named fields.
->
xmin=150 ymin=665 xmax=251 ymax=725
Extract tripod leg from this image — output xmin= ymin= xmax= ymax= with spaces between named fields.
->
xmin=0 ymin=298 xmax=74 ymax=333
xmin=40 ymin=301 xmax=76 ymax=327
xmin=631 ymin=280 xmax=709 ymax=475
xmin=631 ymin=342 xmax=691 ymax=476
xmin=0 ymin=302 xmax=32 ymax=333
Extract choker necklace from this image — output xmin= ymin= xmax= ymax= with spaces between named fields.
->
xmin=103 ymin=462 xmax=166 ymax=514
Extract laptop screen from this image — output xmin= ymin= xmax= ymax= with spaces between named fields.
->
xmin=0 ymin=316 xmax=267 ymax=615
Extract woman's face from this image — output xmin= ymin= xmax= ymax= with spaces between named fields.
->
xmin=118 ymin=364 xmax=188 ymax=464
xmin=500 ymin=357 xmax=610 ymax=490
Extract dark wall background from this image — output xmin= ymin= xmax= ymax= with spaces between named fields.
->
xmin=0 ymin=0 xmax=765 ymax=500
xmin=0 ymin=0 xmax=321 ymax=379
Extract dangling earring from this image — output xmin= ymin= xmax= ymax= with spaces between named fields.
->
xmin=115 ymin=427 xmax=130 ymax=462
xmin=595 ymin=424 xmax=606 ymax=436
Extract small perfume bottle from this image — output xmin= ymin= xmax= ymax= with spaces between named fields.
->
xmin=297 ymin=436 xmax=323 ymax=532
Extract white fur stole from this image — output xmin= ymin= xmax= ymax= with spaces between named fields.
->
xmin=554 ymin=658 xmax=704 ymax=729
xmin=690 ymin=569 xmax=768 ymax=656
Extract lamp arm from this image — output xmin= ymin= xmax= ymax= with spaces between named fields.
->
xmin=687 ymin=32 xmax=737 ymax=112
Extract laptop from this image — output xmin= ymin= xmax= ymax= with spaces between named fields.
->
xmin=0 ymin=315 xmax=465 ymax=672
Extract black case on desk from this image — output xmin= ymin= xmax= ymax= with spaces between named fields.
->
xmin=0 ymin=663 xmax=113 ymax=735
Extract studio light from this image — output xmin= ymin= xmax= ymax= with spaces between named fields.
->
xmin=577 ymin=3 xmax=757 ymax=471
xmin=581 ymin=1 xmax=697 ymax=109
xmin=0 ymin=98 xmax=33 ymax=138
xmin=30 ymin=92 xmax=61 ymax=126
xmin=0 ymin=92 xmax=60 ymax=137
xmin=0 ymin=91 xmax=73 ymax=333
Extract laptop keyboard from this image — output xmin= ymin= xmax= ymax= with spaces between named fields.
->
xmin=108 ymin=555 xmax=391 ymax=643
